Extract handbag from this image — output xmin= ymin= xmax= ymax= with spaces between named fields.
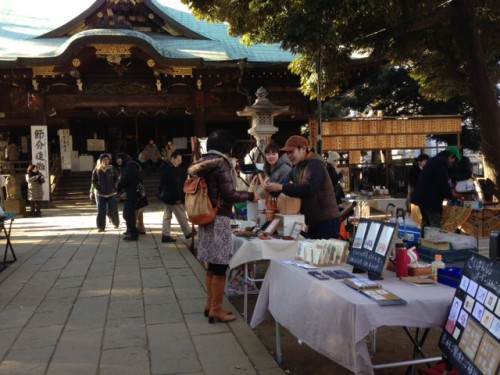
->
xmin=135 ymin=182 xmax=148 ymax=209
xmin=455 ymin=178 xmax=475 ymax=193
xmin=155 ymin=187 xmax=169 ymax=204
xmin=136 ymin=195 xmax=149 ymax=209
xmin=248 ymin=174 xmax=266 ymax=200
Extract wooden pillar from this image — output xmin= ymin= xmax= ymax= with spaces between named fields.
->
xmin=194 ymin=108 xmax=206 ymax=138
xmin=194 ymin=92 xmax=207 ymax=138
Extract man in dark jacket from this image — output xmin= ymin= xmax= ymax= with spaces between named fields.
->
xmin=158 ymin=151 xmax=193 ymax=243
xmin=116 ymin=153 xmax=141 ymax=241
xmin=412 ymin=147 xmax=460 ymax=236
xmin=91 ymin=153 xmax=119 ymax=232
xmin=265 ymin=135 xmax=341 ymax=239
xmin=406 ymin=153 xmax=429 ymax=212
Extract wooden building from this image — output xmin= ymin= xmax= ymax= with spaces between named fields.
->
xmin=0 ymin=0 xmax=313 ymax=160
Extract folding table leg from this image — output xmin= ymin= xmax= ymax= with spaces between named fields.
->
xmin=244 ymin=263 xmax=248 ymax=323
xmin=275 ymin=321 xmax=282 ymax=365
xmin=2 ymin=220 xmax=16 ymax=268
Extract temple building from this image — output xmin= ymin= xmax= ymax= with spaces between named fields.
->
xmin=0 ymin=0 xmax=313 ymax=161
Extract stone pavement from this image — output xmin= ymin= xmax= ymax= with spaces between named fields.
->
xmin=0 ymin=201 xmax=283 ymax=375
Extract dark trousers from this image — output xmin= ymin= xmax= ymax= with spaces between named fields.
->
xmin=30 ymin=200 xmax=41 ymax=216
xmin=96 ymin=195 xmax=119 ymax=230
xmin=309 ymin=218 xmax=340 ymax=240
xmin=123 ymin=199 xmax=138 ymax=234
xmin=420 ymin=207 xmax=442 ymax=238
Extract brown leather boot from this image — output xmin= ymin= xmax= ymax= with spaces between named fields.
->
xmin=204 ymin=271 xmax=233 ymax=317
xmin=208 ymin=275 xmax=236 ymax=323
xmin=204 ymin=271 xmax=213 ymax=317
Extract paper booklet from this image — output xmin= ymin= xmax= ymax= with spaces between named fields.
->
xmin=401 ymin=276 xmax=437 ymax=286
xmin=344 ymin=278 xmax=408 ymax=306
xmin=343 ymin=277 xmax=381 ymax=290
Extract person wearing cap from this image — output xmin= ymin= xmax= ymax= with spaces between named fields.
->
xmin=91 ymin=153 xmax=119 ymax=232
xmin=412 ymin=146 xmax=461 ymax=236
xmin=325 ymin=151 xmax=345 ymax=205
xmin=265 ymin=135 xmax=341 ymax=239
xmin=116 ymin=153 xmax=142 ymax=241
xmin=449 ymin=146 xmax=473 ymax=184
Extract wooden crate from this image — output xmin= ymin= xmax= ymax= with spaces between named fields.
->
xmin=462 ymin=207 xmax=500 ymax=237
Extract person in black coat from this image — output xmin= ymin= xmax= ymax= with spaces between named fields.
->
xmin=406 ymin=153 xmax=429 ymax=212
xmin=157 ymin=151 xmax=193 ymax=243
xmin=116 ymin=153 xmax=141 ymax=241
xmin=412 ymin=148 xmax=460 ymax=236
xmin=91 ymin=153 xmax=119 ymax=232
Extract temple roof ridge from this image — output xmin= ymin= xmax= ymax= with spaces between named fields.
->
xmin=0 ymin=0 xmax=295 ymax=65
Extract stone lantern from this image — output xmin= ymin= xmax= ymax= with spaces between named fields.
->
xmin=237 ymin=87 xmax=288 ymax=162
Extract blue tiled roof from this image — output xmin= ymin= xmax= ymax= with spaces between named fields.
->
xmin=0 ymin=0 xmax=296 ymax=63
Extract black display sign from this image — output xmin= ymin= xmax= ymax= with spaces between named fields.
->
xmin=438 ymin=253 xmax=500 ymax=375
xmin=347 ymin=219 xmax=398 ymax=278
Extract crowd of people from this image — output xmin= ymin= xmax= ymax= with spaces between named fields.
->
xmin=18 ymin=131 xmax=474 ymax=324
xmin=411 ymin=145 xmax=474 ymax=237
xmin=82 ymin=132 xmax=346 ymax=322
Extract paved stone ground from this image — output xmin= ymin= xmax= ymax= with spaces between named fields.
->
xmin=0 ymin=202 xmax=283 ymax=375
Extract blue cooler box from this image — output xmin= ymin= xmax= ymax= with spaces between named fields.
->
xmin=437 ymin=267 xmax=463 ymax=288
xmin=398 ymin=226 xmax=420 ymax=247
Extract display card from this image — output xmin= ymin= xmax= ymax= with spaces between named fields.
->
xmin=439 ymin=253 xmax=500 ymax=375
xmin=474 ymin=333 xmax=500 ymax=375
xmin=459 ymin=319 xmax=484 ymax=361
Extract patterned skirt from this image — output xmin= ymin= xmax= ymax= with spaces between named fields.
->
xmin=197 ymin=215 xmax=232 ymax=265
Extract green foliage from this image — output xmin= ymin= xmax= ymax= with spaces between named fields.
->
xmin=184 ymin=0 xmax=500 ymax=102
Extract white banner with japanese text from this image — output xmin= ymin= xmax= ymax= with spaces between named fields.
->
xmin=57 ymin=129 xmax=72 ymax=170
xmin=31 ymin=125 xmax=50 ymax=201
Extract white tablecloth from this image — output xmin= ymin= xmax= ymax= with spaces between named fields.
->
xmin=250 ymin=260 xmax=455 ymax=375
xmin=229 ymin=237 xmax=298 ymax=269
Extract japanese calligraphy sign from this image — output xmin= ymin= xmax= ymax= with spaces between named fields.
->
xmin=31 ymin=125 xmax=50 ymax=201
xmin=57 ymin=129 xmax=72 ymax=170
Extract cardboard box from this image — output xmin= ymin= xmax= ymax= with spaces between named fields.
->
xmin=408 ymin=262 xmax=432 ymax=276
xmin=276 ymin=214 xmax=305 ymax=237
xmin=420 ymin=238 xmax=450 ymax=251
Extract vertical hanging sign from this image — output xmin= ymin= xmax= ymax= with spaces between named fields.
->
xmin=31 ymin=125 xmax=50 ymax=201
xmin=57 ymin=129 xmax=72 ymax=170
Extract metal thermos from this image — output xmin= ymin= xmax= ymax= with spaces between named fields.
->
xmin=395 ymin=243 xmax=409 ymax=278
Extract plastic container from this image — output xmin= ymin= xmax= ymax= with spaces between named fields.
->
xmin=437 ymin=267 xmax=463 ymax=288
xmin=423 ymin=227 xmax=476 ymax=250
xmin=431 ymin=255 xmax=446 ymax=281
xmin=417 ymin=246 xmax=475 ymax=264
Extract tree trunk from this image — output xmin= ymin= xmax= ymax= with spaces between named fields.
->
xmin=452 ymin=0 xmax=500 ymax=200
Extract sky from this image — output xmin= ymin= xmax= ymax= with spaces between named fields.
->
xmin=0 ymin=0 xmax=191 ymax=37
xmin=0 ymin=0 xmax=192 ymax=43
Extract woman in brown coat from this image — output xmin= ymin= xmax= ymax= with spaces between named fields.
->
xmin=187 ymin=130 xmax=257 ymax=323
xmin=26 ymin=164 xmax=43 ymax=216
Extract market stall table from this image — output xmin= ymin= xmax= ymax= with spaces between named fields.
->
xmin=230 ymin=236 xmax=298 ymax=321
xmin=250 ymin=260 xmax=455 ymax=375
